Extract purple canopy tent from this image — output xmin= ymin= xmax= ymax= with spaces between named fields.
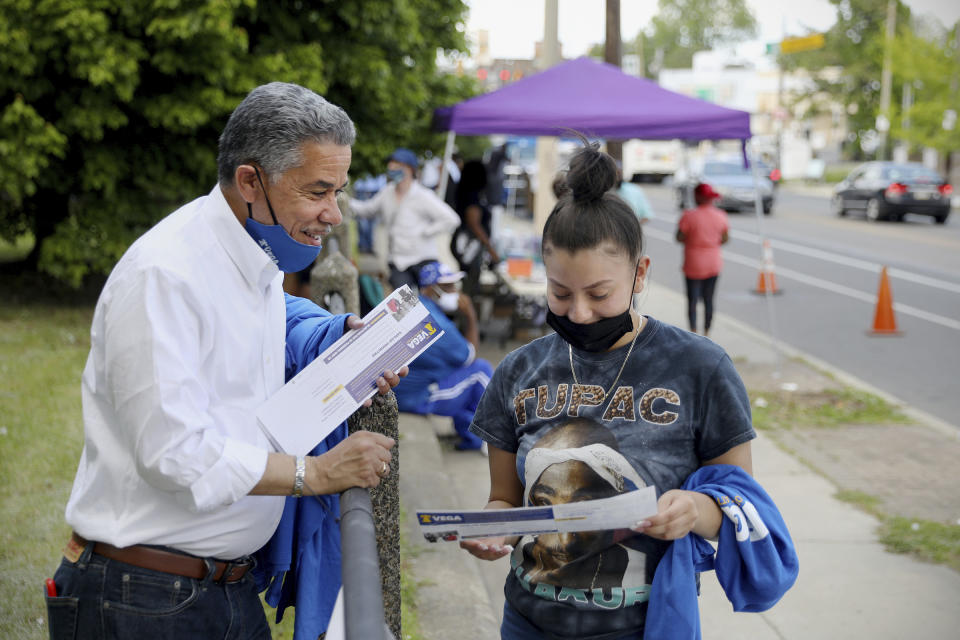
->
xmin=433 ymin=56 xmax=751 ymax=141
xmin=432 ymin=57 xmax=754 ymax=202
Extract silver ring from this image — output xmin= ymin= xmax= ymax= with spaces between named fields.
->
xmin=380 ymin=461 xmax=389 ymax=476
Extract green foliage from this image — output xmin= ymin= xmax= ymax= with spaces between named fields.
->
xmin=0 ymin=233 xmax=34 ymax=262
xmin=0 ymin=0 xmax=476 ymax=286
xmin=777 ymin=0 xmax=916 ymax=159
xmin=0 ymin=97 xmax=67 ymax=210
xmin=627 ymin=0 xmax=758 ymax=77
xmin=889 ymin=25 xmax=960 ymax=156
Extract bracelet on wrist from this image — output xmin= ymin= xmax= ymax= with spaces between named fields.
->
xmin=293 ymin=456 xmax=306 ymax=498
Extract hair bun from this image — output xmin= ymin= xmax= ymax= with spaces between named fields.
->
xmin=564 ymin=139 xmax=618 ymax=204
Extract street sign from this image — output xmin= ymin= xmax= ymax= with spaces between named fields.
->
xmin=780 ymin=33 xmax=825 ymax=55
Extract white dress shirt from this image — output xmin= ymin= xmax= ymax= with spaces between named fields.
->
xmin=65 ymin=186 xmax=287 ymax=559
xmin=350 ymin=181 xmax=460 ymax=270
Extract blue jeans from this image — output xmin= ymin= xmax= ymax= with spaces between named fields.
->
xmin=501 ymin=602 xmax=641 ymax=640
xmin=46 ymin=542 xmax=270 ymax=640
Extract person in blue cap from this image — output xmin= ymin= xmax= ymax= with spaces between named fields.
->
xmin=392 ymin=260 xmax=493 ymax=451
xmin=349 ymin=148 xmax=461 ymax=291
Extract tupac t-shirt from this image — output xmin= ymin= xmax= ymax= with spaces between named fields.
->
xmin=469 ymin=316 xmax=754 ymax=639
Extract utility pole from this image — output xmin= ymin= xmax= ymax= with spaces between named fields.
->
xmin=776 ymin=17 xmax=786 ymax=176
xmin=877 ymin=0 xmax=896 ymax=160
xmin=636 ymin=31 xmax=645 ymax=78
xmin=604 ymin=0 xmax=623 ymax=164
xmin=533 ymin=0 xmax=560 ymax=235
xmin=946 ymin=25 xmax=959 ymax=182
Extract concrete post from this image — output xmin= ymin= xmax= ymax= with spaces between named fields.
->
xmin=310 ymin=238 xmax=360 ymax=316
xmin=347 ymin=391 xmax=401 ymax=640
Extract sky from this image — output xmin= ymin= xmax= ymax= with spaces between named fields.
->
xmin=464 ymin=0 xmax=960 ymax=62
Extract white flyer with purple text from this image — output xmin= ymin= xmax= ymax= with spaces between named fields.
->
xmin=257 ymin=285 xmax=443 ymax=455
xmin=416 ymin=486 xmax=658 ymax=542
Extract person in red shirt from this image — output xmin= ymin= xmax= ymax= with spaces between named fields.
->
xmin=676 ymin=183 xmax=729 ymax=336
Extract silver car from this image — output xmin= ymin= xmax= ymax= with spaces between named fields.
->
xmin=676 ymin=160 xmax=775 ymax=214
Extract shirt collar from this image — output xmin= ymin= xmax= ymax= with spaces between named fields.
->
xmin=204 ymin=185 xmax=279 ymax=291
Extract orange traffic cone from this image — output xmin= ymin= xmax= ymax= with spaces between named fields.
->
xmin=752 ymin=239 xmax=782 ymax=295
xmin=869 ymin=266 xmax=900 ymax=335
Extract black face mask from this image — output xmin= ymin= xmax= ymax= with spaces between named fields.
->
xmin=546 ymin=308 xmax=633 ymax=352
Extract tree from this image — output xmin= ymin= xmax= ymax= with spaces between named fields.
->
xmin=634 ymin=0 xmax=757 ymax=77
xmin=778 ymin=0 xmax=914 ymax=160
xmin=889 ymin=22 xmax=960 ymax=161
xmin=0 ymin=0 xmax=475 ymax=285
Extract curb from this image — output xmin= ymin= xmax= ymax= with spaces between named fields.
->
xmin=696 ymin=289 xmax=960 ymax=440
xmin=399 ymin=413 xmax=501 ymax=640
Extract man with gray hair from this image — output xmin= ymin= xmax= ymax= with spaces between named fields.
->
xmin=48 ymin=82 xmax=402 ymax=639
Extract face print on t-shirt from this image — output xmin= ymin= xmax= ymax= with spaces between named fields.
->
xmin=513 ymin=418 xmax=650 ymax=598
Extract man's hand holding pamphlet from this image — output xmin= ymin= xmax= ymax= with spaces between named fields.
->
xmin=257 ymin=285 xmax=443 ymax=455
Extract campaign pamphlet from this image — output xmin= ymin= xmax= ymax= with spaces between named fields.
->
xmin=416 ymin=486 xmax=658 ymax=542
xmin=257 ymin=285 xmax=443 ymax=455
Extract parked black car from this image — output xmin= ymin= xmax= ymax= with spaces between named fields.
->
xmin=831 ymin=162 xmax=952 ymax=224
xmin=676 ymin=159 xmax=775 ymax=214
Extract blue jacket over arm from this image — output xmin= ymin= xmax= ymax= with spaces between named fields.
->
xmin=254 ymin=294 xmax=351 ymax=640
xmin=644 ymin=464 xmax=799 ymax=640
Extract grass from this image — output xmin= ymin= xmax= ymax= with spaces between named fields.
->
xmin=400 ymin=504 xmax=425 ymax=640
xmin=834 ymin=491 xmax=960 ymax=572
xmin=0 ymin=304 xmax=92 ymax=639
xmin=750 ymin=386 xmax=910 ymax=431
xmin=879 ymin=518 xmax=960 ymax=572
xmin=0 ymin=301 xmax=308 ymax=639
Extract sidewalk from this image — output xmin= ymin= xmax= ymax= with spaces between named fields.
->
xmin=399 ymin=282 xmax=960 ymax=639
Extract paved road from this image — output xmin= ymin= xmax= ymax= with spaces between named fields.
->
xmin=639 ymin=183 xmax=960 ymax=429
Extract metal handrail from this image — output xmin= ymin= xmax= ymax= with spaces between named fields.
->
xmin=339 ymin=487 xmax=394 ymax=640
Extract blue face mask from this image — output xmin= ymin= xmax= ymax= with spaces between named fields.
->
xmin=244 ymin=168 xmax=322 ymax=273
xmin=387 ymin=168 xmax=406 ymax=183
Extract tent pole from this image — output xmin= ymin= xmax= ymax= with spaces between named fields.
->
xmin=438 ymin=130 xmax=456 ymax=199
xmin=747 ymin=139 xmax=782 ymax=378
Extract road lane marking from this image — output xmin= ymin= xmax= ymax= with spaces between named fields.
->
xmin=720 ymin=252 xmax=960 ymax=331
xmin=731 ymin=230 xmax=960 ymax=294
xmin=647 ymin=215 xmax=960 ymax=294
xmin=643 ymin=225 xmax=960 ymax=331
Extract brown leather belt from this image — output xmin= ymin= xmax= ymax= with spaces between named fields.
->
xmin=71 ymin=532 xmax=251 ymax=583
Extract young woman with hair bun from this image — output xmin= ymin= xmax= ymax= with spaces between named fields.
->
xmin=459 ymin=137 xmax=794 ymax=639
